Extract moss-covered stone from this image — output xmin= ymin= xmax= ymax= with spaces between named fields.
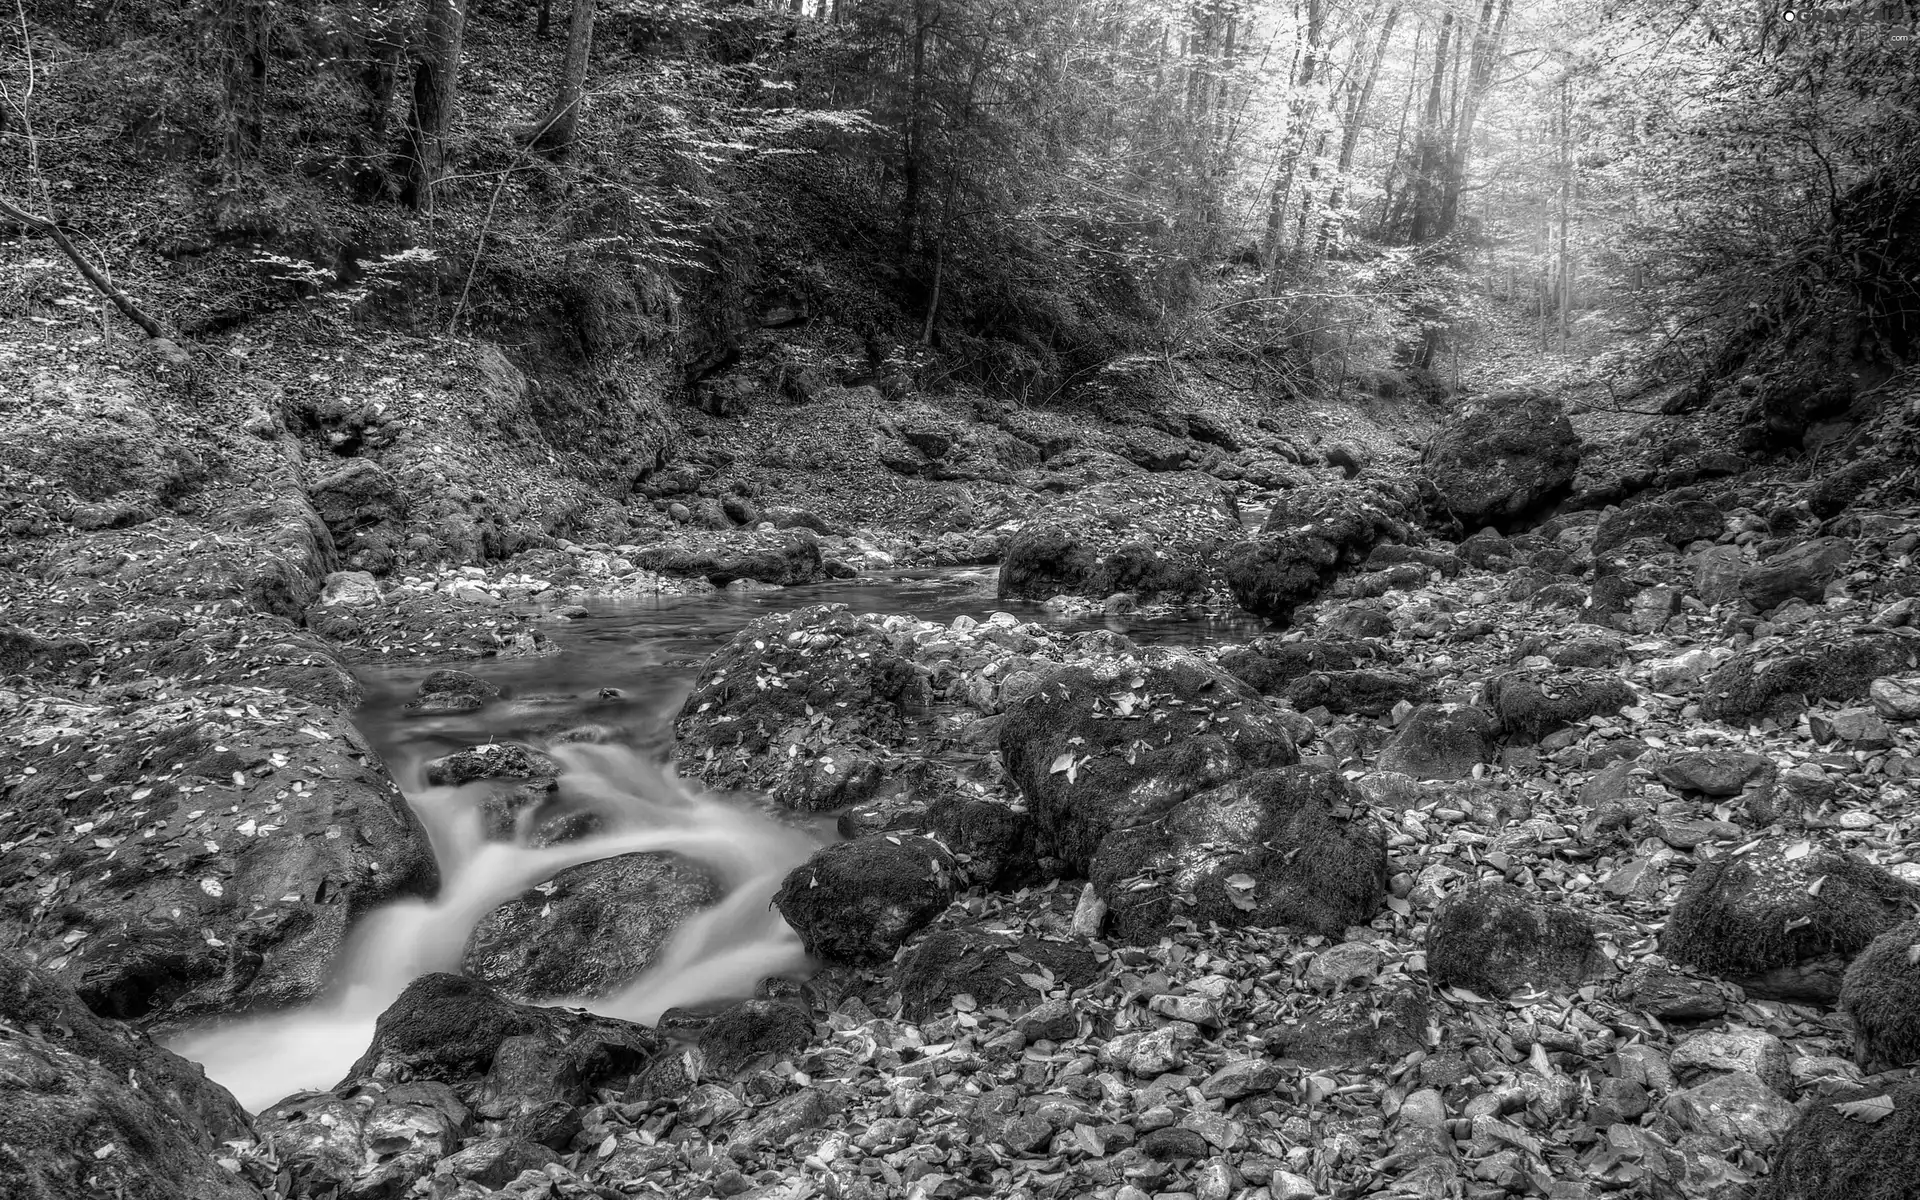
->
xmin=1426 ymin=882 xmax=1602 ymax=997
xmin=1762 ymin=1077 xmax=1920 ymax=1200
xmin=1664 ymin=839 xmax=1918 ymax=1003
xmin=772 ymin=835 xmax=957 ymax=966
xmin=1376 ymin=704 xmax=1497 ymax=780
xmin=1840 ymin=919 xmax=1920 ymax=1073
xmin=1483 ymin=667 xmax=1635 ymax=741
xmin=697 ymin=999 xmax=815 ymax=1079
xmin=1702 ymin=634 xmax=1919 ymax=724
xmin=894 ymin=926 xmax=1101 ymax=1021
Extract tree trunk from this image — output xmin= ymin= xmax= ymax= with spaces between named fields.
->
xmin=1438 ymin=0 xmax=1511 ymax=236
xmin=1264 ymin=0 xmax=1325 ymax=274
xmin=1406 ymin=10 xmax=1454 ymax=244
xmin=532 ymin=0 xmax=596 ymax=151
xmin=1317 ymin=1 xmax=1401 ymax=256
xmin=898 ymin=0 xmax=931 ymax=260
xmin=537 ymin=0 xmax=552 ymax=38
xmin=219 ymin=0 xmax=271 ymax=168
xmin=399 ymin=0 xmax=469 ymax=210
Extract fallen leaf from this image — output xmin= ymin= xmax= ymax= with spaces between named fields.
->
xmin=1834 ymin=1094 xmax=1896 ymax=1123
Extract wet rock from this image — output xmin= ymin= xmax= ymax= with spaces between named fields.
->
xmin=999 ymin=649 xmax=1298 ymax=873
xmin=0 ymin=950 xmax=257 ymax=1200
xmin=463 ymin=853 xmax=720 ymax=1002
xmin=1839 ymin=919 xmax=1920 ymax=1073
xmin=1423 ymin=390 xmax=1580 ymax=528
xmin=424 ymin=742 xmax=560 ymax=787
xmin=1762 ymin=1077 xmax=1920 ymax=1200
xmin=728 ymin=1087 xmax=838 ymax=1157
xmin=698 ymin=999 xmax=815 ymax=1078
xmin=7 ymin=708 xmax=437 ymax=1028
xmin=1091 ymin=765 xmax=1387 ymax=944
xmin=1483 ymin=667 xmax=1635 ymax=741
xmin=924 ymin=794 xmax=1043 ymax=889
xmin=1740 ymin=537 xmax=1852 ymax=612
xmin=1214 ymin=636 xmax=1367 ymax=692
xmin=1376 ymin=703 xmax=1498 ymax=780
xmin=310 ymin=457 xmax=407 ymax=575
xmin=772 ymin=835 xmax=957 ymax=966
xmin=1226 ymin=481 xmax=1413 ymax=622
xmin=346 ymin=973 xmax=657 ymax=1096
xmin=406 ymin=667 xmax=501 ymax=714
xmin=674 ymin=605 xmax=931 ymax=807
xmin=1663 ymin=837 xmax=1919 ymax=1003
xmin=1264 ymin=977 xmax=1430 ymax=1068
xmin=1703 ymin=633 xmax=1920 ymax=724
xmin=257 ymin=1080 xmax=467 ymax=1199
xmin=894 ymin=925 xmax=1101 ymax=1021
xmin=1591 ymin=500 xmax=1724 ymax=555
xmin=998 ymin=476 xmax=1240 ymax=603
xmin=1655 ymin=750 xmax=1775 ymax=797
xmin=1663 ymin=1070 xmax=1796 ymax=1153
xmin=1283 ymin=668 xmax=1431 ymax=717
xmin=1426 ymin=881 xmax=1603 ymax=997
xmin=432 ymin=1137 xmax=559 ymax=1191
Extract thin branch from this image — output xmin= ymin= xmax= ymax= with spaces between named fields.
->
xmin=0 ymin=196 xmax=171 ymax=340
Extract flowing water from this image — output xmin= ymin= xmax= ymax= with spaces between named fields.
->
xmin=170 ymin=569 xmax=1268 ymax=1112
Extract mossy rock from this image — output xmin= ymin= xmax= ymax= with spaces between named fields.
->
xmin=1376 ymin=704 xmax=1498 ymax=781
xmin=1762 ymin=1077 xmax=1920 ymax=1200
xmin=1840 ymin=919 xmax=1920 ymax=1073
xmin=1214 ymin=636 xmax=1372 ymax=693
xmin=771 ymin=835 xmax=957 ymax=966
xmin=894 ymin=926 xmax=1102 ymax=1022
xmin=1702 ymin=634 xmax=1919 ymax=724
xmin=1664 ymin=838 xmax=1919 ymax=1003
xmin=697 ymin=999 xmax=816 ymax=1079
xmin=1262 ymin=977 xmax=1430 ymax=1069
xmin=1426 ymin=881 xmax=1603 ymax=998
xmin=1283 ymin=668 xmax=1431 ymax=717
xmin=1483 ymin=667 xmax=1635 ymax=741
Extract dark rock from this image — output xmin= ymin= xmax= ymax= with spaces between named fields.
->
xmin=406 ymin=667 xmax=499 ymax=713
xmin=310 ymin=457 xmax=407 ymax=574
xmin=728 ymin=1087 xmax=838 ymax=1157
xmin=1366 ymin=544 xmax=1462 ymax=576
xmin=432 ymin=1137 xmax=559 ymax=1191
xmin=1616 ymin=964 xmax=1729 ymax=1022
xmin=1655 ymin=751 xmax=1775 ymax=797
xmin=1547 ymin=635 xmax=1627 ymax=669
xmin=1376 ymin=704 xmax=1497 ymax=780
xmin=1322 ymin=604 xmax=1394 ymax=640
xmin=762 ymin=505 xmax=834 ymax=534
xmin=999 ymin=649 xmax=1298 ymax=874
xmin=1762 ymin=1077 xmax=1920 ymax=1200
xmin=1840 ymin=919 xmax=1920 ymax=1073
xmin=772 ymin=835 xmax=957 ymax=966
xmin=0 ymin=624 xmax=94 ymax=679
xmin=1283 ymin=668 xmax=1431 ymax=717
xmin=1140 ymin=1126 xmax=1210 ymax=1160
xmin=998 ymin=477 xmax=1240 ymax=603
xmin=1457 ymin=530 xmax=1517 ymax=570
xmin=894 ymin=926 xmax=1101 ymax=1021
xmin=1483 ymin=668 xmax=1635 ymax=741
xmin=1741 ymin=537 xmax=1853 ymax=612
xmin=1227 ymin=481 xmax=1414 ymax=622
xmin=1215 ymin=636 xmax=1366 ymax=693
xmin=0 ymin=951 xmax=257 ymax=1200
xmin=1663 ymin=838 xmax=1919 ymax=1003
xmin=1091 ymin=766 xmax=1388 ymax=945
xmin=1264 ymin=977 xmax=1429 ymax=1068
xmin=698 ymin=999 xmax=815 ymax=1078
xmin=463 ymin=853 xmax=720 ymax=1002
xmin=704 ymin=536 xmax=826 ymax=588
xmin=1702 ymin=634 xmax=1919 ymax=723
xmin=1810 ymin=708 xmax=1896 ymax=749
xmin=1426 ymin=882 xmax=1602 ymax=997
xmin=1591 ymin=501 xmax=1724 ymax=555
xmin=924 ymin=795 xmax=1044 ymax=889
xmin=674 ymin=605 xmax=931 ymax=807
xmin=1423 ymin=391 xmax=1581 ymax=529
xmin=423 ymin=742 xmax=560 ymax=787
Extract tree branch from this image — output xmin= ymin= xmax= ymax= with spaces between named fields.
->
xmin=0 ymin=195 xmax=172 ymax=341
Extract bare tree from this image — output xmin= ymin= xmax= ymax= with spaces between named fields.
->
xmin=531 ymin=0 xmax=597 ymax=151
xmin=399 ymin=0 xmax=471 ymax=209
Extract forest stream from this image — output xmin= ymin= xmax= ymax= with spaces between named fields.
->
xmin=168 ymin=570 xmax=1272 ymax=1112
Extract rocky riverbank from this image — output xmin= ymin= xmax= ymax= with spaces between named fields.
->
xmin=8 ymin=309 xmax=1920 ymax=1200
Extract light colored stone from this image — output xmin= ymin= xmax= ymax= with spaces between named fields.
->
xmin=1871 ymin=676 xmax=1920 ymax=721
xmin=1670 ymin=1028 xmax=1791 ymax=1094
xmin=1303 ymin=942 xmax=1384 ymax=991
xmin=317 ymin=569 xmax=382 ymax=606
xmin=1662 ymin=1070 xmax=1795 ymax=1153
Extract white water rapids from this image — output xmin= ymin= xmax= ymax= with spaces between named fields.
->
xmin=168 ymin=741 xmax=822 ymax=1113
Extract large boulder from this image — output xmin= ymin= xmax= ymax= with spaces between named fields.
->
xmin=0 ymin=951 xmax=258 ymax=1200
xmin=1762 ymin=1077 xmax=1920 ymax=1200
xmin=1376 ymin=704 xmax=1497 ymax=780
xmin=772 ymin=835 xmax=957 ymax=966
xmin=1090 ymin=766 xmax=1389 ymax=945
xmin=1425 ymin=882 xmax=1603 ymax=998
xmin=1225 ymin=481 xmax=1413 ymax=623
xmin=309 ymin=457 xmax=406 ymax=575
xmin=1591 ymin=499 xmax=1725 ymax=555
xmin=697 ymin=999 xmax=816 ymax=1079
xmin=1702 ymin=633 xmax=1919 ymax=724
xmin=2 ymin=706 xmax=438 ymax=1030
xmin=1423 ymin=390 xmax=1580 ymax=528
xmin=1483 ymin=667 xmax=1635 ymax=741
xmin=462 ymin=853 xmax=721 ymax=1002
xmin=1283 ymin=668 xmax=1431 ymax=717
xmin=999 ymin=649 xmax=1299 ymax=874
xmin=1663 ymin=838 xmax=1919 ymax=1003
xmin=256 ymin=1080 xmax=467 ymax=1200
xmin=894 ymin=926 xmax=1102 ymax=1022
xmin=1840 ymin=919 xmax=1920 ymax=1073
xmin=1740 ymin=537 xmax=1853 ymax=612
xmin=1214 ymin=636 xmax=1372 ymax=693
xmin=673 ymin=605 xmax=932 ymax=808
xmin=997 ymin=476 xmax=1241 ymax=603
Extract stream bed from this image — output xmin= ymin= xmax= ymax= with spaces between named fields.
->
xmin=169 ymin=569 xmax=1271 ymax=1111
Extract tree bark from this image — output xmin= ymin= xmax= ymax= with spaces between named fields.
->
xmin=1316 ymin=1 xmax=1400 ymax=256
xmin=1264 ymin=0 xmax=1325 ymax=273
xmin=218 ymin=0 xmax=271 ymax=167
xmin=1438 ymin=0 xmax=1511 ymax=235
xmin=1406 ymin=9 xmax=1453 ymax=244
xmin=399 ymin=0 xmax=470 ymax=210
xmin=532 ymin=0 xmax=596 ymax=151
